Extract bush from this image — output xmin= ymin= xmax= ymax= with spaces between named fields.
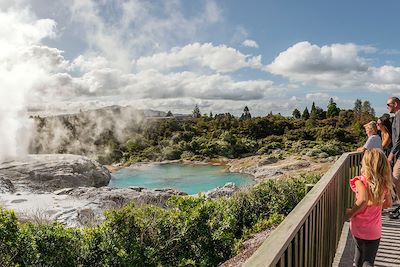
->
xmin=0 ymin=173 xmax=321 ymax=266
xmin=180 ymin=151 xmax=195 ymax=160
xmin=284 ymin=128 xmax=315 ymax=141
xmin=257 ymin=142 xmax=283 ymax=154
xmin=314 ymin=141 xmax=348 ymax=156
xmin=161 ymin=145 xmax=182 ymax=160
xmin=0 ymin=209 xmax=36 ymax=265
xmin=25 ymin=223 xmax=82 ymax=266
xmin=260 ymin=135 xmax=284 ymax=145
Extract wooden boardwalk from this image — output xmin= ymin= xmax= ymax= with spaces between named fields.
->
xmin=334 ymin=208 xmax=400 ymax=267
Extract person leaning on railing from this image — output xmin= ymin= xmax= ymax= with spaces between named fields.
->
xmin=356 ymin=121 xmax=382 ymax=153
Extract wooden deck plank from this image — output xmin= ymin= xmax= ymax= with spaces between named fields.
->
xmin=334 ymin=211 xmax=400 ymax=267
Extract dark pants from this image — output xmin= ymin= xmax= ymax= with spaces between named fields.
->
xmin=353 ymin=236 xmax=380 ymax=267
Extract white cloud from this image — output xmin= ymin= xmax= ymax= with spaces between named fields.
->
xmin=55 ymin=68 xmax=273 ymax=101
xmin=135 ymin=42 xmax=263 ymax=73
xmin=21 ymin=45 xmax=69 ymax=71
xmin=306 ymin=92 xmax=331 ymax=101
xmin=67 ymin=0 xmax=224 ymax=71
xmin=266 ymin=41 xmax=400 ymax=94
xmin=242 ymin=39 xmax=259 ymax=48
xmin=71 ymin=55 xmax=110 ymax=72
xmin=0 ymin=1 xmax=275 ymax=119
xmin=267 ymin=42 xmax=369 ymax=78
xmin=380 ymin=49 xmax=400 ymax=55
xmin=0 ymin=8 xmax=56 ymax=49
xmin=204 ymin=0 xmax=221 ymax=23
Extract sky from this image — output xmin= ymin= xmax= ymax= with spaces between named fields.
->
xmin=2 ymin=0 xmax=400 ymax=120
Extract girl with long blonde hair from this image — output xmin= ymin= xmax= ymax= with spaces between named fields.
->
xmin=346 ymin=149 xmax=393 ymax=267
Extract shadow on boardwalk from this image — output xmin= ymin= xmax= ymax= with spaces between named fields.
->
xmin=334 ymin=209 xmax=400 ymax=267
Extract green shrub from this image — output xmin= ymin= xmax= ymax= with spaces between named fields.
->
xmin=257 ymin=141 xmax=283 ymax=154
xmin=243 ymin=213 xmax=285 ymax=238
xmin=284 ymin=128 xmax=315 ymax=141
xmin=161 ymin=145 xmax=182 ymax=160
xmin=180 ymin=151 xmax=195 ymax=160
xmin=0 ymin=173 xmax=321 ymax=266
xmin=125 ymin=135 xmax=150 ymax=153
xmin=0 ymin=209 xmax=36 ymax=265
xmin=27 ymin=223 xmax=82 ymax=266
xmin=261 ymin=135 xmax=284 ymax=144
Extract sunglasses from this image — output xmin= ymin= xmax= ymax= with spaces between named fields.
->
xmin=387 ymin=103 xmax=394 ymax=106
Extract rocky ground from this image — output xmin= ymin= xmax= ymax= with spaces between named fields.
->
xmin=227 ymin=154 xmax=336 ymax=182
xmin=0 ymin=154 xmax=111 ymax=192
xmin=0 ymin=153 xmax=335 ymax=264
xmin=0 ymin=154 xmax=241 ymax=227
xmin=219 ymin=229 xmax=274 ymax=267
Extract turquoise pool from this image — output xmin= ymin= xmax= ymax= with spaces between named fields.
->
xmin=109 ymin=163 xmax=254 ymax=194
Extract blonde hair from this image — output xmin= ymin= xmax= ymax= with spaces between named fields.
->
xmin=361 ymin=149 xmax=392 ymax=204
xmin=363 ymin=121 xmax=378 ymax=132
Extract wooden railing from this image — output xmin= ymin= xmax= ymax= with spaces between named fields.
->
xmin=243 ymin=152 xmax=362 ymax=267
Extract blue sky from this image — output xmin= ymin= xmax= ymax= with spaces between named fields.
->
xmin=2 ymin=0 xmax=400 ymax=116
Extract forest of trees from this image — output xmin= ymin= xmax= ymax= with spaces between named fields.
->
xmin=30 ymin=99 xmax=378 ymax=165
xmin=103 ymin=99 xmax=376 ymax=164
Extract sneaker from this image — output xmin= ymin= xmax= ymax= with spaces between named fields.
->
xmin=389 ymin=206 xmax=400 ymax=219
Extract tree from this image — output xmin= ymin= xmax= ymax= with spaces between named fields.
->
xmin=302 ymin=107 xmax=310 ymax=120
xmin=292 ymin=108 xmax=301 ymax=119
xmin=311 ymin=102 xmax=316 ymax=114
xmin=307 ymin=101 xmax=327 ymax=120
xmin=326 ymin=98 xmax=340 ymax=117
xmin=209 ymin=111 xmax=213 ymax=118
xmin=359 ymin=100 xmax=375 ymax=124
xmin=241 ymin=106 xmax=252 ymax=120
xmin=192 ymin=104 xmax=201 ymax=118
xmin=353 ymin=99 xmax=375 ymax=124
xmin=353 ymin=99 xmax=362 ymax=120
xmin=361 ymin=101 xmax=375 ymax=117
xmin=166 ymin=111 xmax=173 ymax=117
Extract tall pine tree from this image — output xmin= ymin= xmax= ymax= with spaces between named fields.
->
xmin=292 ymin=108 xmax=301 ymax=119
xmin=192 ymin=104 xmax=201 ymax=118
xmin=241 ymin=106 xmax=252 ymax=119
xmin=326 ymin=98 xmax=340 ymax=117
xmin=302 ymin=107 xmax=310 ymax=120
xmin=353 ymin=99 xmax=362 ymax=120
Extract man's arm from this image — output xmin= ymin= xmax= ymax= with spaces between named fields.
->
xmin=391 ymin=114 xmax=400 ymax=155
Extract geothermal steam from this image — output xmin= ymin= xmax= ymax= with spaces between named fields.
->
xmin=0 ymin=7 xmax=56 ymax=163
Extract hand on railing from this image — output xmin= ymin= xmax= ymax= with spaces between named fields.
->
xmin=345 ymin=208 xmax=353 ymax=219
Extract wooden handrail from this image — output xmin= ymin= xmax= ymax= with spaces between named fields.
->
xmin=243 ymin=152 xmax=362 ymax=267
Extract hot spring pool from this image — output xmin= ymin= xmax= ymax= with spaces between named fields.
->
xmin=109 ymin=163 xmax=254 ymax=194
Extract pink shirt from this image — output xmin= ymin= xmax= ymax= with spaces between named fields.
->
xmin=349 ymin=176 xmax=383 ymax=240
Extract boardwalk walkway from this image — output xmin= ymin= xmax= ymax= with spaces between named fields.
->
xmin=334 ymin=208 xmax=400 ymax=267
